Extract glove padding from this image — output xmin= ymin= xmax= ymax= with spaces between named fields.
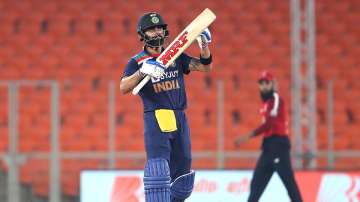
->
xmin=196 ymin=28 xmax=212 ymax=49
xmin=140 ymin=60 xmax=165 ymax=79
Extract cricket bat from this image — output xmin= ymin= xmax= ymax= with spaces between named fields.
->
xmin=132 ymin=8 xmax=216 ymax=95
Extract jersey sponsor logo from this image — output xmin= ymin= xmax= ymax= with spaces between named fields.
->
xmin=151 ymin=70 xmax=179 ymax=83
xmin=151 ymin=70 xmax=181 ymax=93
xmin=159 ymin=31 xmax=189 ymax=65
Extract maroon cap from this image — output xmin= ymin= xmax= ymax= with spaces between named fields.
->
xmin=258 ymin=70 xmax=274 ymax=82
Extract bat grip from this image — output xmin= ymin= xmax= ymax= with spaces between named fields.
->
xmin=132 ymin=75 xmax=151 ymax=95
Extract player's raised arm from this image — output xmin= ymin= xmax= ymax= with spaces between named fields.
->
xmin=189 ymin=28 xmax=213 ymax=72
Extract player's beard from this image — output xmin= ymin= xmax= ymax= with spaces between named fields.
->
xmin=260 ymin=89 xmax=274 ymax=102
xmin=144 ymin=32 xmax=168 ymax=48
xmin=146 ymin=36 xmax=165 ymax=47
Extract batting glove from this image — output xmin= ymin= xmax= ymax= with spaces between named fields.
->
xmin=196 ymin=28 xmax=212 ymax=49
xmin=140 ymin=60 xmax=165 ymax=79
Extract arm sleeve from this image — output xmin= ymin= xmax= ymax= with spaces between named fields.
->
xmin=180 ymin=53 xmax=192 ymax=75
xmin=253 ymin=117 xmax=275 ymax=136
xmin=252 ymin=100 xmax=277 ymax=136
xmin=122 ymin=58 xmax=139 ymax=78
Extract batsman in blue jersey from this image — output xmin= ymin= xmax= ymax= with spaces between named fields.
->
xmin=120 ymin=12 xmax=213 ymax=202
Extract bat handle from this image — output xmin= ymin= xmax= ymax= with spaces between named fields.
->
xmin=132 ymin=75 xmax=151 ymax=95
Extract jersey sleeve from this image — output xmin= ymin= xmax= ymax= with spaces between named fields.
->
xmin=253 ymin=99 xmax=276 ymax=136
xmin=122 ymin=58 xmax=139 ymax=78
xmin=180 ymin=53 xmax=192 ymax=75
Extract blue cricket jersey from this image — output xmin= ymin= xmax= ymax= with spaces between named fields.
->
xmin=123 ymin=50 xmax=192 ymax=112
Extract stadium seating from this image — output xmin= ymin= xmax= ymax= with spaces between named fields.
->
xmin=0 ymin=0 xmax=358 ymax=198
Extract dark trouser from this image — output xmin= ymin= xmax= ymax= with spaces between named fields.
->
xmin=144 ymin=110 xmax=192 ymax=181
xmin=248 ymin=136 xmax=302 ymax=202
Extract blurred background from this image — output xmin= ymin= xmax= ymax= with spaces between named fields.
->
xmin=0 ymin=0 xmax=359 ymax=201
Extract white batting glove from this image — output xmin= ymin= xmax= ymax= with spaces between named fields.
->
xmin=139 ymin=60 xmax=165 ymax=79
xmin=196 ymin=28 xmax=212 ymax=49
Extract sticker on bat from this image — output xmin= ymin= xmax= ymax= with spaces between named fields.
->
xmin=159 ymin=31 xmax=189 ymax=65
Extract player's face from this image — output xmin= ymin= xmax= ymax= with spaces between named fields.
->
xmin=144 ymin=26 xmax=165 ymax=38
xmin=258 ymin=80 xmax=273 ymax=93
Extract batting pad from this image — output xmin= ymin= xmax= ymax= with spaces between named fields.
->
xmin=170 ymin=170 xmax=195 ymax=201
xmin=143 ymin=158 xmax=171 ymax=202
